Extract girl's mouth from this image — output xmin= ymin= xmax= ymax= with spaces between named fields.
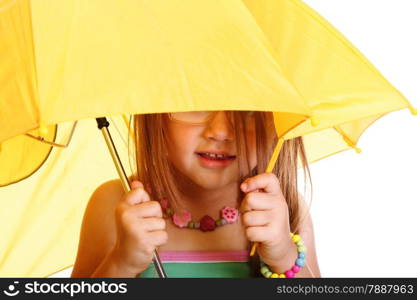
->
xmin=195 ymin=152 xmax=236 ymax=168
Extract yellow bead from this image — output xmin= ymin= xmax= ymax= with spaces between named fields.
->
xmin=292 ymin=234 xmax=301 ymax=243
xmin=409 ymin=106 xmax=417 ymax=116
xmin=270 ymin=273 xmax=279 ymax=278
xmin=354 ymin=146 xmax=362 ymax=154
xmin=279 ymin=274 xmax=286 ymax=278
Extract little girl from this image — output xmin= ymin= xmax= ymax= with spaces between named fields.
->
xmin=71 ymin=111 xmax=321 ymax=278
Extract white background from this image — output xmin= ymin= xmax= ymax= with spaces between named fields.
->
xmin=50 ymin=0 xmax=417 ymax=277
xmin=298 ymin=0 xmax=417 ymax=277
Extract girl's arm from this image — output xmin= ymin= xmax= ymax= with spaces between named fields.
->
xmin=90 ymin=247 xmax=140 ymax=278
xmin=269 ymin=195 xmax=321 ymax=278
xmin=71 ymin=179 xmax=134 ymax=278
xmin=293 ymin=195 xmax=321 ymax=277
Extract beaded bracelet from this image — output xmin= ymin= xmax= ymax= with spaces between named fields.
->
xmin=260 ymin=232 xmax=307 ymax=278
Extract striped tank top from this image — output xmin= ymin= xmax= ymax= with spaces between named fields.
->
xmin=137 ymin=250 xmax=252 ymax=278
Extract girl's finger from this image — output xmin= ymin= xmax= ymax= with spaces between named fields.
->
xmin=245 ymin=226 xmax=270 ymax=243
xmin=138 ymin=217 xmax=166 ymax=232
xmin=130 ymin=180 xmax=143 ymax=189
xmin=241 ymin=173 xmax=280 ymax=194
xmin=149 ymin=230 xmax=169 ymax=247
xmin=240 ymin=193 xmax=277 ymax=213
xmin=124 ymin=187 xmax=150 ymax=206
xmin=242 ymin=210 xmax=270 ymax=227
xmin=130 ymin=201 xmax=163 ymax=218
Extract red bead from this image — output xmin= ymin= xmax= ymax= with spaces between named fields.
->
xmin=200 ymin=215 xmax=216 ymax=232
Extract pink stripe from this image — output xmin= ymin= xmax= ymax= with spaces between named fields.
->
xmin=158 ymin=250 xmax=250 ymax=262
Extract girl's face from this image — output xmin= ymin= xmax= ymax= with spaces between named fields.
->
xmin=166 ymin=111 xmax=257 ymax=190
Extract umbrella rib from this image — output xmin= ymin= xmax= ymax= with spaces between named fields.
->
xmin=24 ymin=121 xmax=78 ymax=148
xmin=109 ymin=117 xmax=128 ymax=149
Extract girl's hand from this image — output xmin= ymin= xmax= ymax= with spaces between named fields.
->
xmin=112 ymin=180 xmax=168 ymax=274
xmin=239 ymin=173 xmax=295 ymax=269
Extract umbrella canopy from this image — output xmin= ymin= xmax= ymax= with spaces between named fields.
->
xmin=0 ymin=117 xmax=131 ymax=276
xmin=0 ymin=0 xmax=313 ymax=144
xmin=244 ymin=0 xmax=416 ymax=161
xmin=0 ymin=0 xmax=415 ymax=276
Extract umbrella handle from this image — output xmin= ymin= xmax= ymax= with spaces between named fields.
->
xmin=96 ymin=117 xmax=167 ymax=278
xmin=250 ymin=137 xmax=285 ymax=257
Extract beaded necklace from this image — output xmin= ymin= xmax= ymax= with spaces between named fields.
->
xmin=159 ymin=198 xmax=239 ymax=232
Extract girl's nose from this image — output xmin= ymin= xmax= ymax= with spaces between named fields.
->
xmin=204 ymin=111 xmax=234 ymax=142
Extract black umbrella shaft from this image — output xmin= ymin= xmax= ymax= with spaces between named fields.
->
xmin=96 ymin=117 xmax=167 ymax=278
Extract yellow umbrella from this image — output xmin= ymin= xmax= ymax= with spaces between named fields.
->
xmin=244 ymin=0 xmax=417 ymax=255
xmin=246 ymin=0 xmax=416 ymax=157
xmin=0 ymin=0 xmax=313 ymax=277
xmin=0 ymin=0 xmax=416 ymax=277
xmin=0 ymin=0 xmax=313 ymax=144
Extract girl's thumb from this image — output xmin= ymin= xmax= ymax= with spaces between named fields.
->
xmin=130 ymin=180 xmax=144 ymax=189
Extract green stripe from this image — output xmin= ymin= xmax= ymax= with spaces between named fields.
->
xmin=138 ymin=262 xmax=252 ymax=278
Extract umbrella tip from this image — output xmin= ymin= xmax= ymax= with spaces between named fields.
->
xmin=409 ymin=106 xmax=417 ymax=116
xmin=342 ymin=135 xmax=361 ymax=153
xmin=310 ymin=115 xmax=320 ymax=127
xmin=38 ymin=121 xmax=49 ymax=137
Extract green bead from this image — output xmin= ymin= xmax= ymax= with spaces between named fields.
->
xmin=166 ymin=208 xmax=173 ymax=215
xmin=188 ymin=221 xmax=194 ymax=229
xmin=215 ymin=219 xmax=223 ymax=226
xmin=298 ymin=245 xmax=306 ymax=253
xmin=265 ymin=271 xmax=273 ymax=278
xmin=296 ymin=240 xmax=304 ymax=247
xmin=260 ymin=266 xmax=269 ymax=275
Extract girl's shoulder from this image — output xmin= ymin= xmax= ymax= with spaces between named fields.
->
xmin=94 ymin=177 xmax=125 ymax=198
xmin=86 ymin=178 xmax=126 ymax=216
xmin=94 ymin=175 xmax=136 ymax=202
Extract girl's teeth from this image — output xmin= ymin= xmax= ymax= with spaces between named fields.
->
xmin=201 ymin=153 xmax=230 ymax=159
